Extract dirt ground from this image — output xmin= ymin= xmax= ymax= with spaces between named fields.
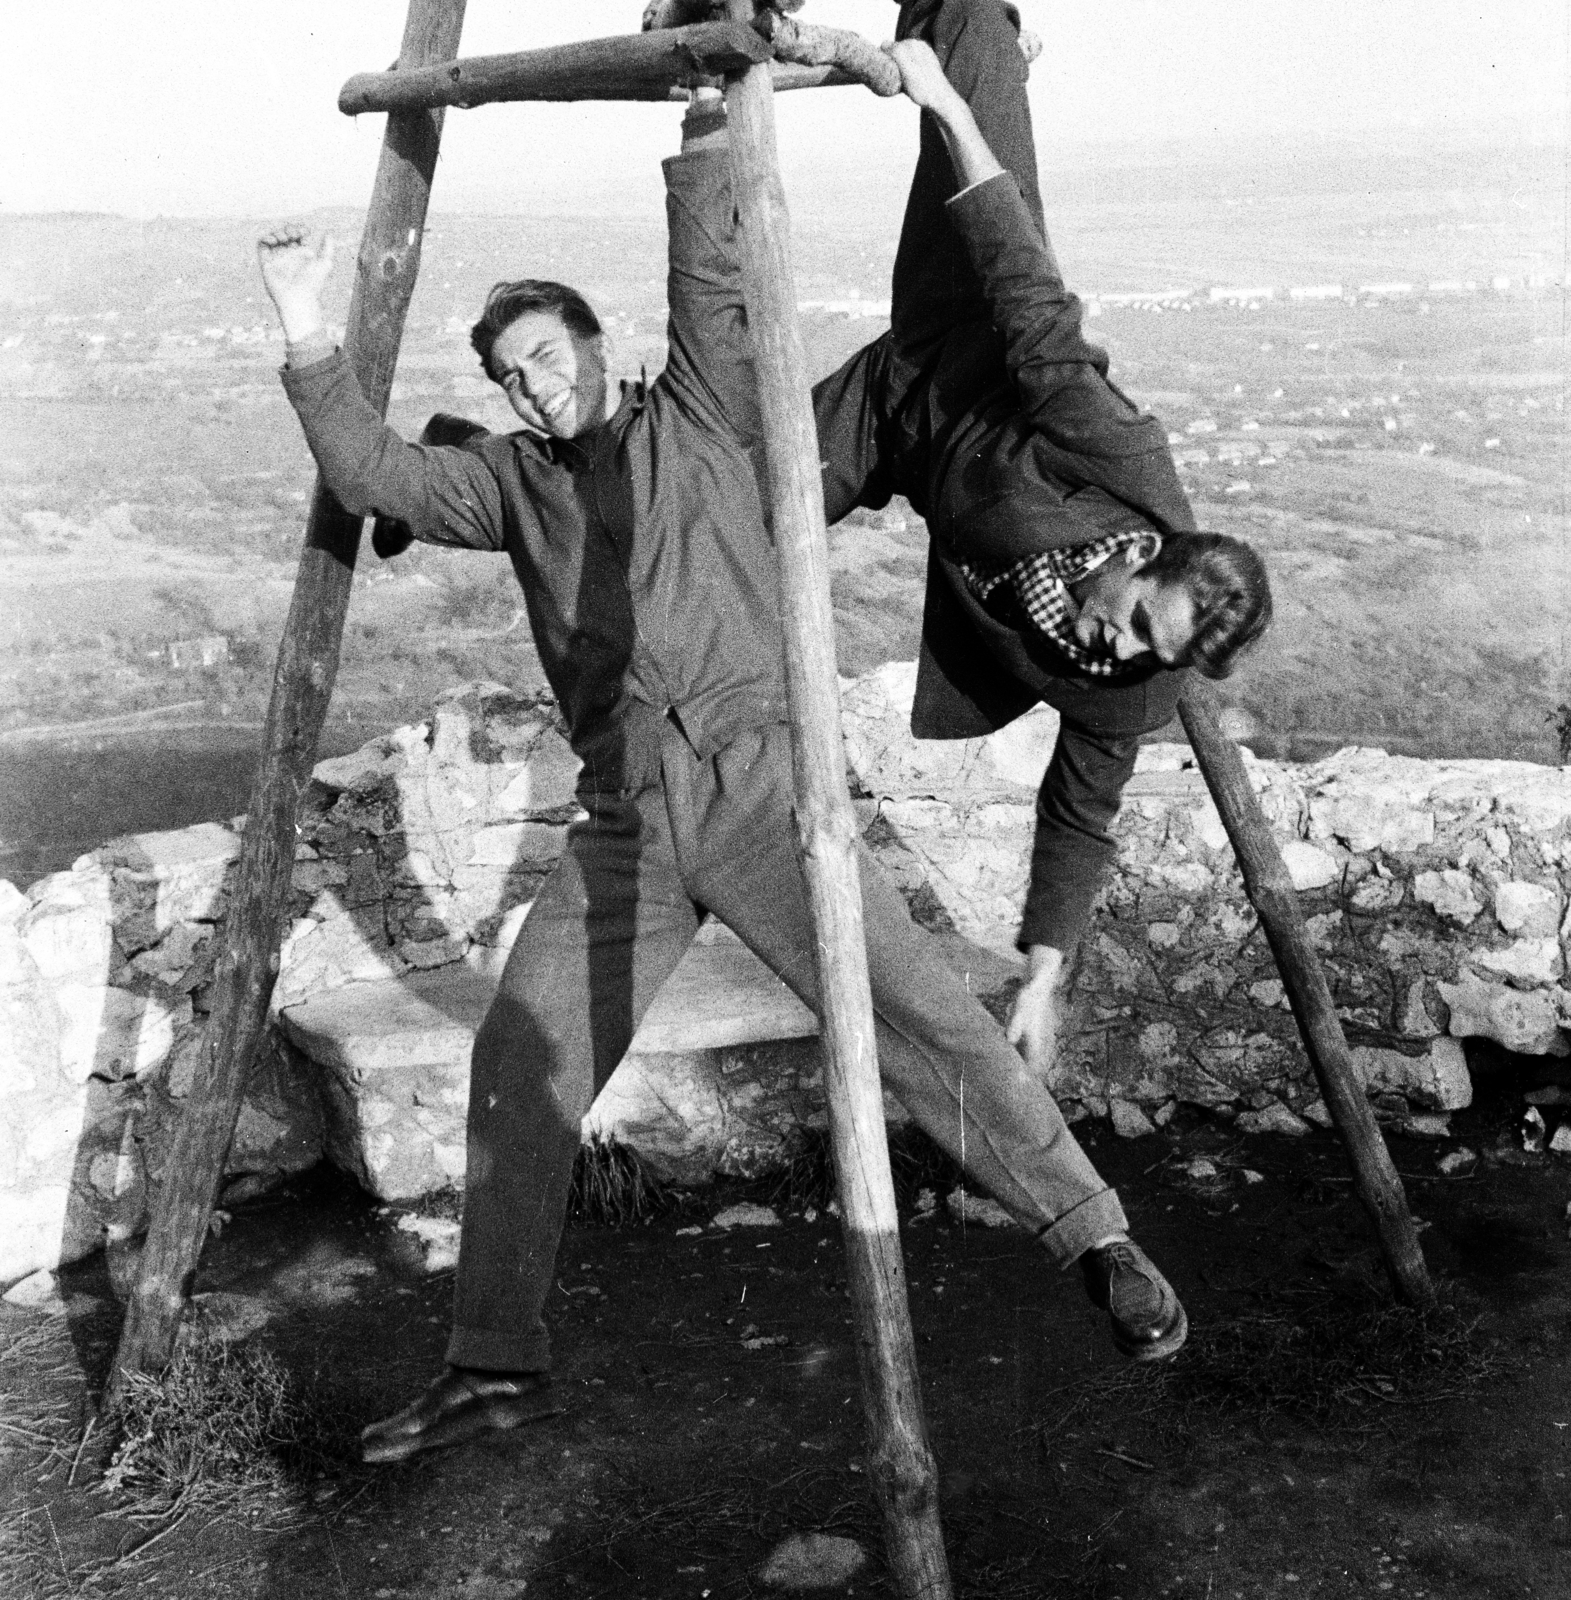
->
xmin=3 ymin=1057 xmax=1569 ymax=1600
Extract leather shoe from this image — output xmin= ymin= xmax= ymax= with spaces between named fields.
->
xmin=361 ymin=1367 xmax=562 ymax=1464
xmin=1080 ymin=1239 xmax=1188 ymax=1363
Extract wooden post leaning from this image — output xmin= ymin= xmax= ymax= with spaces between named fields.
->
xmin=722 ymin=10 xmax=952 ymax=1598
xmin=106 ymin=0 xmax=471 ymax=1406
xmin=1178 ymin=680 xmax=1435 ymax=1307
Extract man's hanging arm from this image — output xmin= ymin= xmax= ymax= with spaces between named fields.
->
xmin=1007 ymin=719 xmax=1139 ymax=1077
xmin=658 ymin=92 xmax=764 ymax=446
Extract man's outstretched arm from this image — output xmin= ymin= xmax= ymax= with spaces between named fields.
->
xmin=257 ymin=227 xmax=506 ymax=552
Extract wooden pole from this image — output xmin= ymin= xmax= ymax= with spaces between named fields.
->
xmin=338 ymin=21 xmax=771 ymax=114
xmin=106 ymin=0 xmax=470 ymax=1407
xmin=722 ymin=11 xmax=952 ymax=1597
xmin=1178 ymin=680 xmax=1436 ymax=1307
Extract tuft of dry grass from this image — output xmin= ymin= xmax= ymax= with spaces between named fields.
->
xmin=99 ymin=1324 xmax=346 ymax=1530
xmin=569 ymin=1136 xmax=672 ymax=1227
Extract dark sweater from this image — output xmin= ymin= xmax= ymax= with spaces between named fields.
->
xmin=280 ymin=148 xmax=788 ymax=797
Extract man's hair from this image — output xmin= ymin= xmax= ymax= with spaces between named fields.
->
xmin=1143 ymin=531 xmax=1272 ymax=679
xmin=470 ymin=280 xmax=602 ymax=382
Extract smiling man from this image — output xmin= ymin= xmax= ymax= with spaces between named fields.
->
xmin=813 ymin=0 xmax=1272 ymax=1077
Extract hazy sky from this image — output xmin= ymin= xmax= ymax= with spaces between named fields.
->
xmin=6 ymin=1 xmax=1565 ymax=218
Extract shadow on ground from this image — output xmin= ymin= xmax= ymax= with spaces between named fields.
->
xmin=4 ymin=1063 xmax=1570 ymax=1600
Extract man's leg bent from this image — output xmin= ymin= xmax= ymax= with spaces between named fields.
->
xmin=891 ymin=0 xmax=1055 ymax=361
xmin=676 ymin=726 xmax=1122 ymax=1264
xmin=447 ymin=789 xmax=700 ymax=1374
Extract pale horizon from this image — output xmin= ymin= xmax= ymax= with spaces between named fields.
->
xmin=5 ymin=1 xmax=1566 ymax=222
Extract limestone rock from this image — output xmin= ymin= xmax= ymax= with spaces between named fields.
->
xmin=1235 ymin=1101 xmax=1310 ymax=1137
xmin=1 ymin=924 xmax=64 ymax=1099
xmin=55 ymin=984 xmax=190 ymax=1085
xmin=101 ymin=823 xmax=240 ymax=945
xmin=1281 ymin=840 xmax=1339 ymax=890
xmin=1352 ymin=1040 xmax=1472 ymax=1111
xmin=281 ymin=933 xmax=824 ymax=1196
xmin=757 ymin=1532 xmax=866 ymax=1591
xmin=1495 ymin=880 xmax=1561 ymax=937
xmin=3 ymin=1267 xmax=66 ymax=1312
xmin=1400 ymin=980 xmax=1443 ymax=1038
xmin=20 ymin=891 xmax=113 ymax=985
xmin=1414 ymin=869 xmax=1483 ymax=926
xmin=0 ymin=880 xmax=27 ymax=926
xmin=1351 ymin=874 xmax=1404 ymax=912
xmin=1437 ymin=971 xmax=1568 ymax=1055
xmin=1470 ymin=938 xmax=1562 ymax=988
xmin=840 ymin=660 xmax=1058 ymax=802
xmin=274 ymin=912 xmax=407 ymax=1011
xmin=396 ymin=1214 xmax=462 ymax=1271
xmin=1110 ymin=1098 xmax=1157 ymax=1138
xmin=711 ymin=1203 xmax=780 ymax=1230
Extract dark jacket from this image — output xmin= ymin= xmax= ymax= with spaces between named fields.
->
xmin=816 ymin=173 xmax=1198 ymax=950
xmin=281 ymin=148 xmax=788 ymax=797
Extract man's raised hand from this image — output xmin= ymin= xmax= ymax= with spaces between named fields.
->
xmin=256 ymin=227 xmax=335 ymax=345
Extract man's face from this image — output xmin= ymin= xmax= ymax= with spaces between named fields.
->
xmin=490 ymin=309 xmax=608 ymax=440
xmin=1072 ymin=547 xmax=1196 ymax=668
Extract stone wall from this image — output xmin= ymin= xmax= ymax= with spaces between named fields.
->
xmin=6 ymin=667 xmax=1570 ymax=1284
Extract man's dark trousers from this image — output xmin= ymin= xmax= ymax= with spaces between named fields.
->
xmin=813 ymin=0 xmax=1051 ymax=523
xmin=447 ymin=718 xmax=1127 ymax=1374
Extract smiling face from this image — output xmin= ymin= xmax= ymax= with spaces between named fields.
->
xmin=1071 ymin=542 xmax=1198 ymax=668
xmin=489 ymin=309 xmax=608 ymax=440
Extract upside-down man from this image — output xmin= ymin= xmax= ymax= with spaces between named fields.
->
xmin=815 ymin=0 xmax=1272 ymax=1082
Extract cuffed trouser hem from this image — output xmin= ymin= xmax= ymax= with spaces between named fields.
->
xmin=1037 ymin=1185 xmax=1128 ymax=1268
xmin=445 ymin=1328 xmax=550 ymax=1375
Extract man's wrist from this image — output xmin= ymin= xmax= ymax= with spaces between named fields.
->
xmin=1025 ymin=944 xmax=1067 ymax=985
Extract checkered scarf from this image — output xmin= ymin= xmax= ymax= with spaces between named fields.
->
xmin=959 ymin=529 xmax=1149 ymax=676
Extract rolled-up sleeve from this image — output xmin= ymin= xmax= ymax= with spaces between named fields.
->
xmin=282 ymin=350 xmax=506 ymax=551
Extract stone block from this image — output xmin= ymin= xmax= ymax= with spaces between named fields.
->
xmin=20 ymin=898 xmax=113 ymax=985
xmin=1495 ymin=880 xmax=1560 ymax=937
xmin=55 ymin=984 xmax=190 ymax=1085
xmin=491 ymin=732 xmax=581 ymax=817
xmin=1309 ymin=795 xmax=1433 ymax=854
xmin=1437 ymin=971 xmax=1568 ymax=1056
xmin=1 ymin=925 xmax=64 ymax=1098
xmin=1235 ymin=1101 xmax=1310 ymax=1136
xmin=1470 ymin=939 xmax=1562 ymax=988
xmin=0 ymin=880 xmax=28 ymax=926
xmin=273 ymin=912 xmax=407 ymax=1011
xmin=1352 ymin=1042 xmax=1471 ymax=1111
xmin=1414 ymin=869 xmax=1482 ymax=926
xmin=1109 ymin=1098 xmax=1157 ymax=1138
xmin=1281 ymin=840 xmax=1339 ymax=890
xmin=466 ymin=822 xmax=568 ymax=869
xmin=101 ymin=823 xmax=240 ymax=934
xmin=1350 ymin=874 xmax=1404 ymax=912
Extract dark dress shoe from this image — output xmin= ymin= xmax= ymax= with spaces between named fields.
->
xmin=361 ymin=1367 xmax=562 ymax=1463
xmin=1080 ymin=1239 xmax=1189 ymax=1363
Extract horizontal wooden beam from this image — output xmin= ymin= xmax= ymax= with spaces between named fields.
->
xmin=339 ymin=20 xmax=773 ymax=114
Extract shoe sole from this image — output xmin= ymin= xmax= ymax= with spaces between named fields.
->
xmin=1114 ymin=1301 xmax=1189 ymax=1365
xmin=361 ymin=1392 xmax=565 ymax=1464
